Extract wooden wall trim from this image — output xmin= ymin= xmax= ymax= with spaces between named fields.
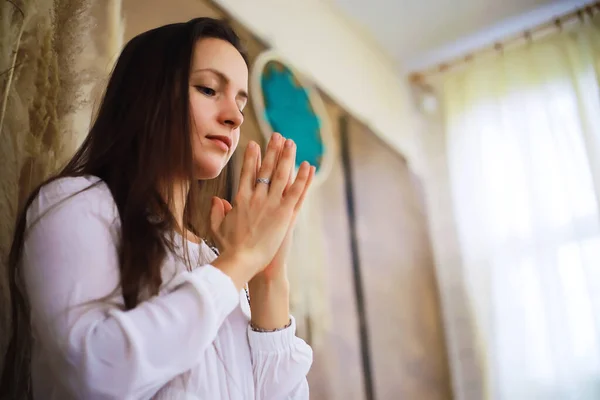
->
xmin=339 ymin=113 xmax=375 ymax=400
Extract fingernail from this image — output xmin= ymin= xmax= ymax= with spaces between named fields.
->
xmin=285 ymin=139 xmax=293 ymax=148
xmin=272 ymin=132 xmax=281 ymax=141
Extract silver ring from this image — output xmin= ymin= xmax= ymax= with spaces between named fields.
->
xmin=256 ymin=177 xmax=271 ymax=185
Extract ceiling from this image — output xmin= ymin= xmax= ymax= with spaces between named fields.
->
xmin=328 ymin=0 xmax=594 ymax=72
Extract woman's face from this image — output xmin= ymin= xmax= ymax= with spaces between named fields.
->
xmin=188 ymin=38 xmax=248 ymax=179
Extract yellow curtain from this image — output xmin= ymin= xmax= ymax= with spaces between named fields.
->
xmin=441 ymin=14 xmax=600 ymax=399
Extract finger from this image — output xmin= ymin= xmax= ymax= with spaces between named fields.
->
xmin=269 ymin=139 xmax=297 ymax=196
xmin=255 ymin=142 xmax=262 ymax=179
xmin=293 ymin=165 xmax=315 ymax=213
xmin=282 ymin=161 xmax=311 ymax=209
xmin=283 ymin=163 xmax=294 ymax=195
xmin=221 ymin=198 xmax=233 ymax=214
xmin=238 ymin=141 xmax=259 ymax=198
xmin=255 ymin=133 xmax=284 ymax=196
xmin=275 ymin=135 xmax=286 ymax=163
xmin=215 ymin=197 xmax=233 ymax=214
xmin=210 ymin=197 xmax=225 ymax=234
xmin=274 ymin=136 xmax=288 ymax=189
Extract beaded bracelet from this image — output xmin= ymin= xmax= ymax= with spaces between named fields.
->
xmin=249 ymin=318 xmax=293 ymax=333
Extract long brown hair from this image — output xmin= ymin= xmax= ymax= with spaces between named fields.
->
xmin=0 ymin=17 xmax=248 ymax=398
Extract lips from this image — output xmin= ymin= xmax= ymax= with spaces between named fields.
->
xmin=206 ymin=135 xmax=232 ymax=151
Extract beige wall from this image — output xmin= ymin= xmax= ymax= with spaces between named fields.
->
xmin=211 ymin=0 xmax=420 ymax=170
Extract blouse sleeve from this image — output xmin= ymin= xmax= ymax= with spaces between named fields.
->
xmin=22 ymin=180 xmax=240 ymax=399
xmin=248 ymin=316 xmax=313 ymax=399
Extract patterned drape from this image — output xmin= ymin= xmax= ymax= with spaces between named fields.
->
xmin=0 ymin=0 xmax=124 ymax=374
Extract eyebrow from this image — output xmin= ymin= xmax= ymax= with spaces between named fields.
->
xmin=192 ymin=68 xmax=248 ymax=100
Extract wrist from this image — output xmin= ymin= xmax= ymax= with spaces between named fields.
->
xmin=212 ymin=250 xmax=255 ymax=291
xmin=248 ymin=278 xmax=290 ymax=330
xmin=248 ymin=274 xmax=289 ymax=294
xmin=253 ymin=260 xmax=289 ymax=284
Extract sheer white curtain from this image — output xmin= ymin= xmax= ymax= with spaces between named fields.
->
xmin=441 ymin=15 xmax=600 ymax=399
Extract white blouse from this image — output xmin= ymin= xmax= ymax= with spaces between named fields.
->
xmin=21 ymin=176 xmax=312 ymax=399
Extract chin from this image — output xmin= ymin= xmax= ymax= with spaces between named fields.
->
xmin=193 ymin=157 xmax=228 ymax=180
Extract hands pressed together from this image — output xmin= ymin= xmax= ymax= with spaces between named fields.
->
xmin=210 ymin=133 xmax=315 ymax=293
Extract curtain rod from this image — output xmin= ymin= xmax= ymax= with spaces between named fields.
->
xmin=409 ymin=2 xmax=600 ymax=83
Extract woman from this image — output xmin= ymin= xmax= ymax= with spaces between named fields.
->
xmin=0 ymin=17 xmax=315 ymax=399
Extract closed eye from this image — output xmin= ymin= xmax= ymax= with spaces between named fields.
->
xmin=195 ymin=86 xmax=216 ymax=96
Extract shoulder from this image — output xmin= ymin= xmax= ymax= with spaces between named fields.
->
xmin=27 ymin=175 xmax=118 ymax=229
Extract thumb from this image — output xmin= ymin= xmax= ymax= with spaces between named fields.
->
xmin=221 ymin=198 xmax=233 ymax=214
xmin=210 ymin=196 xmax=226 ymax=234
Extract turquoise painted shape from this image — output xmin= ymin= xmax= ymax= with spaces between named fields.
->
xmin=260 ymin=62 xmax=324 ymax=171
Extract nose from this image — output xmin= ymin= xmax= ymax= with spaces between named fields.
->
xmin=218 ymin=97 xmax=243 ymax=130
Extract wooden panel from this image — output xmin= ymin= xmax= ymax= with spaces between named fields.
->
xmin=348 ymin=119 xmax=453 ymax=400
xmin=307 ymin=101 xmax=367 ymax=400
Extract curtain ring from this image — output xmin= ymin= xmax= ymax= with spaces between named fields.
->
xmin=554 ymin=18 xmax=563 ymax=32
xmin=524 ymin=30 xmax=533 ymax=46
xmin=585 ymin=5 xmax=594 ymax=19
xmin=494 ymin=42 xmax=504 ymax=55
